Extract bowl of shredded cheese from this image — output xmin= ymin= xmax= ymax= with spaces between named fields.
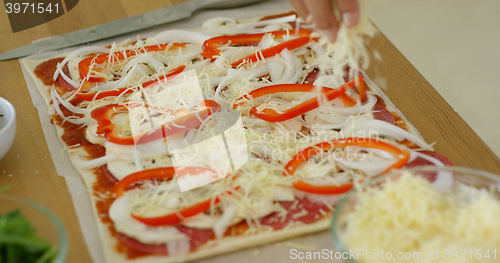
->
xmin=331 ymin=166 xmax=500 ymax=263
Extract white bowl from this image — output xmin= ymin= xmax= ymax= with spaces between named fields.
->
xmin=0 ymin=97 xmax=16 ymax=159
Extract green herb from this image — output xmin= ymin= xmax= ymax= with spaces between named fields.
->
xmin=0 ymin=188 xmax=57 ymax=262
xmin=0 ymin=184 xmax=12 ymax=195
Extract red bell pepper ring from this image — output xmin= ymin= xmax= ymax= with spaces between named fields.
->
xmin=292 ymin=180 xmax=355 ymax=195
xmin=115 ymin=167 xmax=178 ymax=197
xmin=354 ymin=75 xmax=367 ymax=102
xmin=284 ymin=137 xmax=411 ymax=195
xmin=79 ymin=43 xmax=186 ymax=82
xmin=90 ymin=100 xmax=221 ymax=145
xmin=230 ymin=36 xmax=312 ymax=67
xmin=233 ymin=76 xmax=363 ymax=122
xmin=76 ymin=65 xmax=186 ymax=101
xmin=198 ymin=99 xmax=222 ymax=109
xmin=136 ymin=107 xmax=218 ymax=145
xmin=115 ymin=167 xmax=239 ymax=226
xmin=337 ymin=93 xmax=357 ymax=107
xmin=201 ymin=29 xmax=313 ymax=59
xmin=91 ymin=104 xmax=128 ymax=139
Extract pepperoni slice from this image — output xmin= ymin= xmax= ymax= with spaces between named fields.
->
xmin=305 ymin=67 xmax=364 ymax=96
xmin=303 ymin=68 xmax=319 ymax=84
xmin=116 ymin=226 xmax=213 ymax=255
xmin=57 ymin=64 xmax=76 ymax=91
xmin=176 ymin=225 xmax=214 ymax=248
xmin=372 ymin=104 xmax=395 ymax=125
xmin=260 ymin=11 xmax=297 ymax=21
xmin=374 ymin=94 xmax=386 ymax=107
xmin=343 ymin=66 xmax=351 ymax=82
xmin=259 ymin=11 xmax=298 ymax=28
xmin=260 ymin=198 xmax=330 ymax=230
xmin=101 ymin=165 xmax=119 ymax=185
xmin=405 ymin=151 xmax=454 ymax=167
xmin=405 ymin=151 xmax=454 ymax=182
xmin=116 ymin=233 xmax=170 ymax=255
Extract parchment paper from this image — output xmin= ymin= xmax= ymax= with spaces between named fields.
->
xmin=19 ymin=1 xmax=421 ymax=262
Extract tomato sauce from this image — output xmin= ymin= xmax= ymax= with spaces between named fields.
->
xmin=34 ymin=58 xmax=64 ymax=86
xmin=34 ymin=57 xmax=75 ymax=95
xmin=53 ymin=109 xmax=143 ymax=258
xmin=54 ymin=110 xmax=134 ymax=257
xmin=40 ymin=59 xmax=137 ymax=257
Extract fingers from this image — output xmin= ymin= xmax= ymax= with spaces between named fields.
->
xmin=302 ymin=0 xmax=339 ymax=42
xmin=337 ymin=0 xmax=360 ymax=28
xmin=289 ymin=0 xmax=309 ymax=20
xmin=289 ymin=0 xmax=361 ymax=42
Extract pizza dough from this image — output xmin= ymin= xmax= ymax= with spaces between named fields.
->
xmin=20 ymin=11 xmax=451 ymax=263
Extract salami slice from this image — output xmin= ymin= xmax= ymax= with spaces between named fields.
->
xmin=57 ymin=64 xmax=76 ymax=91
xmin=116 ymin=233 xmax=170 ymax=255
xmin=116 ymin=226 xmax=213 ymax=255
xmin=374 ymin=94 xmax=386 ymax=107
xmin=303 ymin=68 xmax=319 ymax=84
xmin=101 ymin=165 xmax=119 ymax=185
xmin=372 ymin=104 xmax=395 ymax=125
xmin=177 ymin=225 xmax=214 ymax=248
xmin=405 ymin=151 xmax=454 ymax=167
xmin=405 ymin=151 xmax=454 ymax=182
xmin=260 ymin=198 xmax=330 ymax=230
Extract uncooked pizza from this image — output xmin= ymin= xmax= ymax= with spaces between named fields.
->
xmin=22 ymin=11 xmax=452 ymax=263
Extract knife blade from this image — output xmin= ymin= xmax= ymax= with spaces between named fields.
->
xmin=0 ymin=0 xmax=266 ymax=61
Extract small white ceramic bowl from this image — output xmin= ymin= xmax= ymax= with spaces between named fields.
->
xmin=0 ymin=97 xmax=16 ymax=159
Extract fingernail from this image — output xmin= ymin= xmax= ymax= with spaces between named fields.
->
xmin=343 ymin=12 xmax=359 ymax=28
xmin=321 ymin=29 xmax=337 ymax=43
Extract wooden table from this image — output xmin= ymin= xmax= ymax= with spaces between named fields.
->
xmin=1 ymin=1 xmax=499 ymax=262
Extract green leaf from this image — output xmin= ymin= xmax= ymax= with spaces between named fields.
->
xmin=0 ymin=210 xmax=35 ymax=236
xmin=5 ymin=244 xmax=20 ymax=263
xmin=0 ymin=197 xmax=56 ymax=262
xmin=34 ymin=247 xmax=57 ymax=263
xmin=0 ymin=185 xmax=12 ymax=195
xmin=0 ymin=234 xmax=50 ymax=253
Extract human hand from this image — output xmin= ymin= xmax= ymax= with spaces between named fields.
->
xmin=289 ymin=0 xmax=360 ymax=42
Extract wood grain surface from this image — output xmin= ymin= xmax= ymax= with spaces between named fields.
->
xmin=0 ymin=1 xmax=499 ymax=263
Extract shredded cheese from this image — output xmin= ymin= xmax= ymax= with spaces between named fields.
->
xmin=340 ymin=172 xmax=500 ymax=263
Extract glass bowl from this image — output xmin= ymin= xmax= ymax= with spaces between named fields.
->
xmin=331 ymin=166 xmax=500 ymax=263
xmin=0 ymin=195 xmax=68 ymax=262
